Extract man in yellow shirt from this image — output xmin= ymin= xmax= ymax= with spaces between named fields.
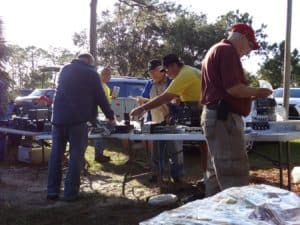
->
xmin=131 ymin=54 xmax=204 ymax=184
xmin=130 ymin=53 xmax=201 ymax=122
xmin=164 ymin=56 xmax=201 ymax=103
xmin=95 ymin=67 xmax=113 ymax=163
xmin=101 ymin=67 xmax=113 ymax=103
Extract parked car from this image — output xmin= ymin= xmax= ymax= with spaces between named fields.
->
xmin=273 ymin=87 xmax=300 ymax=119
xmin=17 ymin=89 xmax=33 ymax=96
xmin=14 ymin=88 xmax=55 ymax=113
xmin=107 ymin=76 xmax=147 ymax=97
xmin=98 ymin=77 xmax=148 ymax=121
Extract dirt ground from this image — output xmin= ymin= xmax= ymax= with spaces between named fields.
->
xmin=0 ymin=142 xmax=300 ymax=225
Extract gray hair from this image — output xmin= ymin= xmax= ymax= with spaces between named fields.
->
xmin=228 ymin=31 xmax=243 ymax=40
xmin=101 ymin=67 xmax=112 ymax=76
xmin=77 ymin=53 xmax=95 ymax=65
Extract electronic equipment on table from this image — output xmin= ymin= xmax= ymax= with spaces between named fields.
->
xmin=7 ymin=108 xmax=52 ymax=132
xmin=139 ymin=122 xmax=203 ymax=134
xmin=176 ymin=102 xmax=201 ymax=127
xmin=137 ymin=101 xmax=203 ymax=134
xmin=89 ymin=118 xmax=134 ymax=136
xmin=248 ymin=98 xmax=276 ymax=130
xmin=140 ymin=122 xmax=176 ymax=134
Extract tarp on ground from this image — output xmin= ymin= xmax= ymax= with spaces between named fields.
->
xmin=140 ymin=184 xmax=300 ymax=225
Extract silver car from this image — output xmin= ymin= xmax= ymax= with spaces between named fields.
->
xmin=14 ymin=89 xmax=55 ymax=114
xmin=273 ymin=88 xmax=300 ymax=119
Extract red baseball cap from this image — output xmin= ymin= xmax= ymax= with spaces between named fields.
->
xmin=231 ymin=23 xmax=260 ymax=50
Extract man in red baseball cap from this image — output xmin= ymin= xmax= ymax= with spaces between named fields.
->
xmin=231 ymin=23 xmax=260 ymax=50
xmin=200 ymin=23 xmax=272 ymax=196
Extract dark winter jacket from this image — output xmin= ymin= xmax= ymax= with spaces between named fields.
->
xmin=52 ymin=59 xmax=114 ymax=125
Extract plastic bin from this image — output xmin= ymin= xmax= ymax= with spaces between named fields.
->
xmin=18 ymin=145 xmax=51 ymax=164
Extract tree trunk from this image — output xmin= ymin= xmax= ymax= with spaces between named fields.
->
xmin=90 ymin=0 xmax=98 ymax=65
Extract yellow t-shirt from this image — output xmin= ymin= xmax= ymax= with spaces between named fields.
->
xmin=166 ymin=65 xmax=201 ymax=102
xmin=103 ymin=83 xmax=112 ymax=103
xmin=98 ymin=83 xmax=111 ymax=112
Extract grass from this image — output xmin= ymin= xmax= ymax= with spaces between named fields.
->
xmin=0 ymin=193 xmax=171 ymax=225
xmin=86 ymin=144 xmax=130 ymax=171
xmin=0 ymin=139 xmax=172 ymax=225
xmin=1 ymin=139 xmax=300 ymax=225
xmin=248 ymin=140 xmax=300 ymax=169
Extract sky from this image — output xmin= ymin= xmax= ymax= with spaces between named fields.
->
xmin=1 ymin=0 xmax=300 ymax=73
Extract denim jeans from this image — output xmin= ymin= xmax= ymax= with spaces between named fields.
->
xmin=47 ymin=123 xmax=88 ymax=199
xmin=151 ymin=140 xmax=184 ymax=179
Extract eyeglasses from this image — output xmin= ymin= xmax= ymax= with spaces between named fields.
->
xmin=244 ymin=34 xmax=254 ymax=50
xmin=160 ymin=69 xmax=166 ymax=73
xmin=248 ymin=40 xmax=254 ymax=50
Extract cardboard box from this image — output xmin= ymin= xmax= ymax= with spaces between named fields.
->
xmin=111 ymin=97 xmax=138 ymax=121
xmin=111 ymin=98 xmax=125 ymax=121
xmin=124 ymin=98 xmax=138 ymax=113
xmin=18 ymin=145 xmax=51 ymax=164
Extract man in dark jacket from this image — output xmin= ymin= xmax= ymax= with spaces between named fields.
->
xmin=47 ymin=53 xmax=115 ymax=201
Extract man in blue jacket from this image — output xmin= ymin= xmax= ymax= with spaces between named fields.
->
xmin=137 ymin=59 xmax=184 ymax=183
xmin=47 ymin=53 xmax=115 ymax=201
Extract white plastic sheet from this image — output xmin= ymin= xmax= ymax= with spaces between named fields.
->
xmin=140 ymin=184 xmax=300 ymax=225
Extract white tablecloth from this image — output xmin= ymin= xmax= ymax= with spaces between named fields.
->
xmin=32 ymin=130 xmax=300 ymax=143
xmin=1 ymin=126 xmax=300 ymax=143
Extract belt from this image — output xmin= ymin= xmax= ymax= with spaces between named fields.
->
xmin=205 ymin=104 xmax=218 ymax=110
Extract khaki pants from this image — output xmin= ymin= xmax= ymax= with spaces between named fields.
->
xmin=201 ymin=109 xmax=249 ymax=196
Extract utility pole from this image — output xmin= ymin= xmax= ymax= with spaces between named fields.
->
xmin=90 ymin=0 xmax=98 ymax=65
xmin=283 ymin=0 xmax=292 ymax=119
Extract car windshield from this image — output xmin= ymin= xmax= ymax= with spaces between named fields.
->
xmin=29 ymin=89 xmax=49 ymax=96
xmin=107 ymin=80 xmax=146 ymax=97
xmin=18 ymin=89 xmax=32 ymax=96
xmin=274 ymin=89 xmax=300 ymax=98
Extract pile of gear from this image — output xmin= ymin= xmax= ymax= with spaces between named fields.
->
xmin=247 ymin=97 xmax=277 ymax=130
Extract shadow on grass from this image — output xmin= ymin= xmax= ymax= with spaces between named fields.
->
xmin=0 ymin=191 xmax=175 ymax=225
xmin=83 ymin=139 xmax=205 ymax=197
xmin=86 ymin=140 xmax=150 ymax=176
xmin=87 ymin=139 xmax=204 ymax=184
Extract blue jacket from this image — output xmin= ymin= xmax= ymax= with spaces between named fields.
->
xmin=52 ymin=59 xmax=114 ymax=125
xmin=142 ymin=77 xmax=172 ymax=100
xmin=141 ymin=77 xmax=178 ymax=121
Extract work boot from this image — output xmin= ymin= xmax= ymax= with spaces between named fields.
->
xmin=148 ymin=175 xmax=158 ymax=183
xmin=95 ymin=155 xmax=110 ymax=163
xmin=46 ymin=194 xmax=59 ymax=201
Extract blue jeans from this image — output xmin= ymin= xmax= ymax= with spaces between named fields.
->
xmin=152 ymin=141 xmax=184 ymax=179
xmin=47 ymin=123 xmax=88 ymax=199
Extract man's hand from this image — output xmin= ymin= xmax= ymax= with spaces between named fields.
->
xmin=255 ymin=88 xmax=273 ymax=98
xmin=130 ymin=92 xmax=176 ymax=118
xmin=136 ymin=96 xmax=146 ymax=105
xmin=227 ymin=84 xmax=273 ymax=98
xmin=107 ymin=118 xmax=117 ymax=126
xmin=170 ymin=97 xmax=181 ymax=105
xmin=130 ymin=106 xmax=145 ymax=118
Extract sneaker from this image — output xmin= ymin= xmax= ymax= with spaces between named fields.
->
xmin=47 ymin=194 xmax=59 ymax=201
xmin=196 ymin=179 xmax=206 ymax=192
xmin=173 ymin=177 xmax=184 ymax=184
xmin=95 ymin=155 xmax=110 ymax=163
xmin=148 ymin=175 xmax=158 ymax=183
xmin=61 ymin=195 xmax=79 ymax=202
xmin=181 ymin=192 xmax=205 ymax=204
